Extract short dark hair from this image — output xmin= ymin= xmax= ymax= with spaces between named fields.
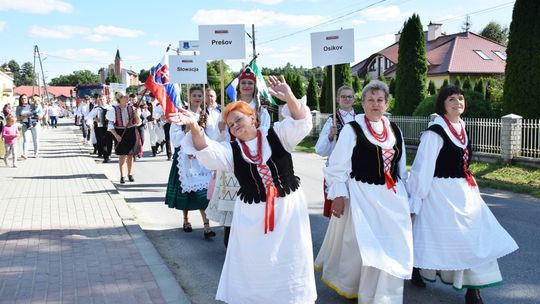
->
xmin=93 ymin=93 xmax=99 ymax=98
xmin=435 ymin=85 xmax=465 ymax=115
xmin=129 ymin=93 xmax=136 ymax=98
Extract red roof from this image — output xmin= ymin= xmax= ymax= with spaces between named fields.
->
xmin=14 ymin=86 xmax=75 ymax=98
xmin=353 ymin=31 xmax=507 ymax=78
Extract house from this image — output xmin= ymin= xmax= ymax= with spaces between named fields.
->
xmin=352 ymin=23 xmax=507 ymax=87
xmin=0 ymin=70 xmax=15 ymax=109
xmin=99 ymin=49 xmax=140 ymax=87
xmin=13 ymin=86 xmax=75 ymax=109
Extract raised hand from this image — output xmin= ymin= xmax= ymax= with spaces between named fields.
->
xmin=168 ymin=108 xmax=197 ymax=126
xmin=267 ymin=75 xmax=296 ymax=103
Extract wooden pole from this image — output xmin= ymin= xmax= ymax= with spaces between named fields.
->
xmin=203 ymin=83 xmax=206 ymax=112
xmin=220 ymin=60 xmax=225 ymax=108
xmin=332 ymin=64 xmax=336 ymax=126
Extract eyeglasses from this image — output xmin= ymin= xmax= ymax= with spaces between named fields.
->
xmin=340 ymin=95 xmax=354 ymax=99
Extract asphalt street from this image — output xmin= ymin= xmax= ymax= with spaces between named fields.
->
xmin=95 ymin=127 xmax=540 ymax=304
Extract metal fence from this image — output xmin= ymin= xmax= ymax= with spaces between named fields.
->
xmin=388 ymin=116 xmax=430 ymax=146
xmin=463 ymin=117 xmax=502 ymax=155
xmin=522 ymin=119 xmax=540 ymax=158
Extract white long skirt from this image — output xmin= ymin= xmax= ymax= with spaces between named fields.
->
xmin=315 ymin=199 xmax=404 ymax=304
xmin=419 ymin=260 xmax=503 ymax=290
xmin=216 ymin=188 xmax=317 ymax=304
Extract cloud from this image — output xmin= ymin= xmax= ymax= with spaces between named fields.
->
xmin=239 ymin=0 xmax=283 ymax=4
xmin=353 ymin=5 xmax=410 ymax=23
xmin=147 ymin=40 xmax=170 ymax=48
xmin=45 ymin=48 xmax=111 ymax=63
xmin=193 ymin=9 xmax=328 ymax=28
xmin=28 ymin=25 xmax=89 ymax=39
xmin=27 ymin=24 xmax=144 ymax=41
xmin=0 ymin=21 xmax=5 ymax=31
xmin=93 ymin=25 xmax=144 ymax=38
xmin=0 ymin=0 xmax=72 ymax=14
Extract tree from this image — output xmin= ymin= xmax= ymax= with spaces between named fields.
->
xmin=441 ymin=78 xmax=449 ymax=89
xmin=454 ymin=76 xmax=462 ymax=88
xmin=306 ymin=75 xmax=319 ymax=111
xmin=462 ymin=76 xmax=473 ymax=91
xmin=395 ymin=14 xmax=428 ymax=115
xmin=503 ymin=0 xmax=540 ymax=117
xmin=126 ymin=85 xmax=139 ymax=95
xmin=139 ymin=69 xmax=151 ymax=83
xmin=480 ymin=21 xmax=509 ymax=45
xmin=291 ymin=74 xmax=305 ymax=98
xmin=362 ymin=74 xmax=371 ymax=88
xmin=428 ymin=80 xmax=436 ymax=95
xmin=105 ymin=73 xmax=120 ymax=85
xmin=320 ymin=64 xmax=352 ymax=112
xmin=18 ymin=62 xmax=36 ymax=86
xmin=50 ymin=70 xmax=100 ymax=86
xmin=352 ymin=76 xmax=362 ymax=93
xmin=474 ymin=78 xmax=485 ymax=97
xmin=206 ymin=60 xmax=233 ymax=102
xmin=389 ymin=77 xmax=396 ymax=97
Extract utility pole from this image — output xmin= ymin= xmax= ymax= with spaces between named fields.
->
xmin=252 ymin=24 xmax=256 ymax=59
xmin=34 ymin=45 xmax=49 ymax=102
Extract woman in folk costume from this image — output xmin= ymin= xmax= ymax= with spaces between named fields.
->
xmin=106 ymin=92 xmax=142 ymax=184
xmin=407 ymin=85 xmax=518 ymax=304
xmin=315 ymin=85 xmax=357 ymax=218
xmin=206 ymin=67 xmax=271 ymax=247
xmin=175 ymin=75 xmax=316 ymax=304
xmin=165 ymin=86 xmax=215 ymax=239
xmin=315 ymin=80 xmax=413 ymax=304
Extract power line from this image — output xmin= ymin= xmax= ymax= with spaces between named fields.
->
xmin=258 ymin=0 xmax=388 ymax=45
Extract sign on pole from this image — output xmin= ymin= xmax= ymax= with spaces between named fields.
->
xmin=199 ymin=24 xmax=246 ymax=60
xmin=169 ymin=55 xmax=207 ymax=84
xmin=310 ymin=28 xmax=355 ymax=67
xmin=179 ymin=40 xmax=200 ymax=52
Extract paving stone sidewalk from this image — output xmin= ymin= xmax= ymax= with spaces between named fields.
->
xmin=0 ymin=121 xmax=187 ymax=304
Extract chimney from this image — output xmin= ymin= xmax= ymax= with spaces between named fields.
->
xmin=395 ymin=31 xmax=401 ymax=43
xmin=428 ymin=22 xmax=442 ymax=41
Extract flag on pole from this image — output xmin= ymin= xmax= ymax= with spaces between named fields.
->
xmin=144 ymin=53 xmax=182 ymax=117
xmin=225 ymin=59 xmax=276 ymax=105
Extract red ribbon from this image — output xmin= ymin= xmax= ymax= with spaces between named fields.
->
xmin=263 ymin=182 xmax=278 ymax=234
xmin=385 ymin=171 xmax=397 ymax=193
xmin=464 ymin=169 xmax=477 ymax=187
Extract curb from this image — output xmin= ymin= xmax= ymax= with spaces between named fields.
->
xmin=72 ymin=126 xmax=190 ymax=304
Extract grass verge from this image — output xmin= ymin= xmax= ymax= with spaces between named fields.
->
xmin=297 ymin=138 xmax=540 ymax=199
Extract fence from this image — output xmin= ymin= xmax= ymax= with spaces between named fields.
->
xmin=308 ymin=111 xmax=540 ymax=165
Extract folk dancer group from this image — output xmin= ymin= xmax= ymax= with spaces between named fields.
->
xmin=73 ymin=65 xmax=517 ymax=303
xmin=173 ymin=75 xmax=517 ymax=303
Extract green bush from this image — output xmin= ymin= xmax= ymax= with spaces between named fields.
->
xmin=412 ymin=95 xmax=436 ymax=116
xmin=463 ymin=91 xmax=494 ymax=118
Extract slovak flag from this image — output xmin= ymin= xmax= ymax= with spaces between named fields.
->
xmin=144 ymin=53 xmax=182 ymax=117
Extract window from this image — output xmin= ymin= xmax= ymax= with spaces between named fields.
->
xmin=368 ymin=60 xmax=376 ymax=71
xmin=492 ymin=50 xmax=507 ymax=60
xmin=474 ymin=50 xmax=492 ymax=60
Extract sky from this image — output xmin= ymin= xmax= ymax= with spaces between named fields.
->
xmin=0 ymin=0 xmax=515 ymax=81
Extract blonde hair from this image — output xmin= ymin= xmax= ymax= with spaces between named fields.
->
xmin=6 ymin=115 xmax=16 ymax=125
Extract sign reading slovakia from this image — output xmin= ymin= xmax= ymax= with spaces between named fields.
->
xmin=310 ymin=28 xmax=355 ymax=67
xmin=199 ymin=24 xmax=246 ymax=60
xmin=179 ymin=40 xmax=200 ymax=52
xmin=169 ymin=55 xmax=207 ymax=84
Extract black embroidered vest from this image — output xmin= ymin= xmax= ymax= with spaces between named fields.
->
xmin=231 ymin=128 xmax=300 ymax=204
xmin=349 ymin=121 xmax=403 ymax=185
xmin=427 ymin=124 xmax=473 ymax=178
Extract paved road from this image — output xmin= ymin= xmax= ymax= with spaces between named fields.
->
xmin=0 ymin=120 xmax=187 ymax=304
xmin=98 ymin=127 xmax=540 ymax=304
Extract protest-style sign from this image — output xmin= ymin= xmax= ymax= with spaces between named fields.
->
xmin=198 ymin=24 xmax=246 ymax=60
xmin=169 ymin=55 xmax=207 ymax=84
xmin=310 ymin=28 xmax=355 ymax=67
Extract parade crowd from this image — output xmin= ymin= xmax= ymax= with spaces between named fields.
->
xmin=1 ymin=68 xmax=519 ymax=304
